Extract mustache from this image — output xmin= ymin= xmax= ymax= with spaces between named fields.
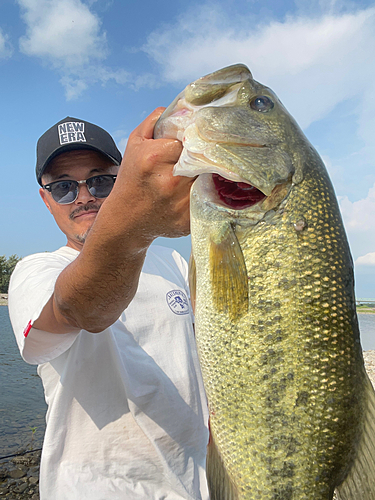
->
xmin=69 ymin=204 xmax=101 ymax=220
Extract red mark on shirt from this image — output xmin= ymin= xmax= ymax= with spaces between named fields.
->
xmin=23 ymin=320 xmax=32 ymax=338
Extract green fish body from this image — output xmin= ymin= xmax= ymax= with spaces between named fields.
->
xmin=154 ymin=64 xmax=375 ymax=500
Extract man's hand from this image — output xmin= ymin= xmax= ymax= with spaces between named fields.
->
xmin=112 ymin=107 xmax=192 ymax=246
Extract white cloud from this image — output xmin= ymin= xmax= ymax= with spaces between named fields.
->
xmin=59 ymin=76 xmax=89 ymax=100
xmin=0 ymin=28 xmax=13 ymax=59
xmin=339 ymin=182 xmax=375 ymax=259
xmin=143 ymin=5 xmax=375 ymax=130
xmin=339 ymin=183 xmax=375 ymax=232
xmin=356 ymin=252 xmax=375 ymax=266
xmin=16 ymin=0 xmax=158 ymax=99
xmin=18 ymin=0 xmax=107 ymax=68
xmin=16 ymin=0 xmax=133 ymax=99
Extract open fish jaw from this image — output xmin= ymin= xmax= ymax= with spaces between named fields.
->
xmin=191 ymin=174 xmax=292 ymax=226
xmin=174 ymin=120 xmax=295 ymax=199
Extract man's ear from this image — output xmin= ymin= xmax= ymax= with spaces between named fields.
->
xmin=39 ymin=187 xmax=53 ymax=214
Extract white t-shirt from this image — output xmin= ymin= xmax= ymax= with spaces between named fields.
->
xmin=8 ymin=245 xmax=209 ymax=500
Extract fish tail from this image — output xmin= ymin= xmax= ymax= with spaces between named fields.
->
xmin=336 ymin=372 xmax=375 ymax=499
xmin=207 ymin=425 xmax=239 ymax=500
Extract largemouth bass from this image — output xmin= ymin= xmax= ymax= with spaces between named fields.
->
xmin=154 ymin=64 xmax=375 ymax=500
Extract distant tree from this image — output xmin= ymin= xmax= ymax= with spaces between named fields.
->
xmin=0 ymin=254 xmax=22 ymax=293
xmin=0 ymin=256 xmax=6 ymax=293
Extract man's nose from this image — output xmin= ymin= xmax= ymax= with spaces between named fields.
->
xmin=75 ymin=183 xmax=96 ymax=204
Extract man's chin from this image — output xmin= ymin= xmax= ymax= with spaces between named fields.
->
xmin=75 ymin=228 xmax=91 ymax=245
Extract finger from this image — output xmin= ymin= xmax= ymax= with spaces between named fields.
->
xmin=133 ymin=130 xmax=182 ymax=167
xmin=133 ymin=107 xmax=166 ymax=140
xmin=154 ymin=137 xmax=183 ymax=163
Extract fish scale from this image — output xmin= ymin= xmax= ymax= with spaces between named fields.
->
xmin=154 ymin=63 xmax=375 ymax=500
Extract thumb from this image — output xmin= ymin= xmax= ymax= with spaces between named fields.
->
xmin=134 ymin=107 xmax=166 ymax=140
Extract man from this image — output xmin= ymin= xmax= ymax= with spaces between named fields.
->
xmin=8 ymin=111 xmax=209 ymax=500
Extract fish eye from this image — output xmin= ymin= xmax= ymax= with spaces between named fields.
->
xmin=250 ymin=95 xmax=274 ymax=112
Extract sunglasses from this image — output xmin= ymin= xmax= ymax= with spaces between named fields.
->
xmin=42 ymin=174 xmax=117 ymax=205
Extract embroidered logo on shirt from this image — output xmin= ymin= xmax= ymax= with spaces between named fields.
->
xmin=166 ymin=290 xmax=190 ymax=315
xmin=58 ymin=122 xmax=86 ymax=145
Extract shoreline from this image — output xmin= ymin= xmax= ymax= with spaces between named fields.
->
xmin=0 ymin=450 xmax=40 ymax=499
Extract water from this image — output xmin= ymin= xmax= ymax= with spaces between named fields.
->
xmin=1 ymin=307 xmax=375 ymax=458
xmin=0 ymin=307 xmax=46 ymax=457
xmin=358 ymin=312 xmax=375 ymax=351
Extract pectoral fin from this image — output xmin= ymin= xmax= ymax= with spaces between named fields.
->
xmin=209 ymin=223 xmax=248 ymax=322
xmin=335 ymin=372 xmax=375 ymax=499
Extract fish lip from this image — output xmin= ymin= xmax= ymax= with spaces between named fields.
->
xmin=175 ymin=153 xmax=267 ymax=187
xmin=193 ymin=127 xmax=268 ymax=148
xmin=199 ymin=138 xmax=267 ymax=148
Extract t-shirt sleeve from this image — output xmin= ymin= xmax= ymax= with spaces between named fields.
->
xmin=8 ymin=251 xmax=81 ymax=365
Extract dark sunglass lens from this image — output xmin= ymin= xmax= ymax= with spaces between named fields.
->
xmin=51 ymin=181 xmax=77 ymax=204
xmin=87 ymin=176 xmax=115 ymax=198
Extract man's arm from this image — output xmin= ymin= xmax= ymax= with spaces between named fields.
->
xmin=33 ymin=108 xmax=192 ymax=334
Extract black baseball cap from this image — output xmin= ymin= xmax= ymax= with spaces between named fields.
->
xmin=36 ymin=116 xmax=122 ymax=186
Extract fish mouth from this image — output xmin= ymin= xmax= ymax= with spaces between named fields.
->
xmin=212 ymin=174 xmax=266 ymax=209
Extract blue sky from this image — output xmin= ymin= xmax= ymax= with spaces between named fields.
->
xmin=0 ymin=0 xmax=375 ymax=297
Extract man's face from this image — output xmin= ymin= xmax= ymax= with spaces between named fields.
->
xmin=39 ymin=149 xmax=119 ymax=251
